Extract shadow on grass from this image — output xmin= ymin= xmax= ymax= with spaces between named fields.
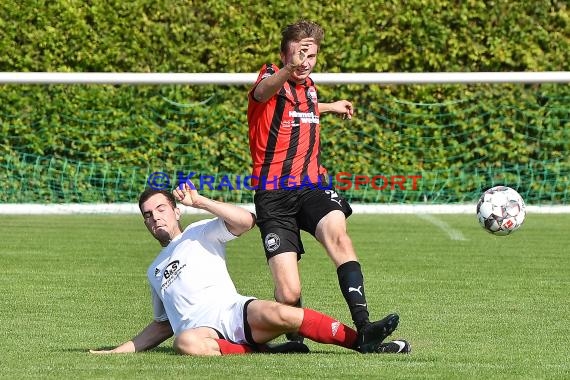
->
xmin=66 ymin=346 xmax=178 ymax=355
xmin=68 ymin=346 xmax=417 ymax=357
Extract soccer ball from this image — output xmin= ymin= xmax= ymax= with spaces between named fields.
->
xmin=476 ymin=186 xmax=526 ymax=236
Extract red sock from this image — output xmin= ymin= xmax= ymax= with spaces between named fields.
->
xmin=215 ymin=339 xmax=254 ymax=355
xmin=298 ymin=308 xmax=358 ymax=349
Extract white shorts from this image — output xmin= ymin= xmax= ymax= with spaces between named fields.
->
xmin=177 ymin=294 xmax=256 ymax=344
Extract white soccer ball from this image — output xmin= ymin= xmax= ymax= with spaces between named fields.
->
xmin=476 ymin=186 xmax=526 ymax=236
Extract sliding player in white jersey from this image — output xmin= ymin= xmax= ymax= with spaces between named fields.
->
xmin=90 ymin=182 xmax=408 ymax=355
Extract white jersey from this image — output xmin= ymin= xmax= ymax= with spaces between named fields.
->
xmin=147 ymin=217 xmax=254 ymax=339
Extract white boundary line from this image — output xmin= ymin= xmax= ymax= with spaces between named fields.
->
xmin=1 ymin=203 xmax=569 ymax=215
xmin=415 ymin=214 xmax=468 ymax=241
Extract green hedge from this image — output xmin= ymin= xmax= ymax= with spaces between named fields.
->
xmin=1 ymin=1 xmax=569 ymax=203
xmin=1 ymin=1 xmax=568 ymax=72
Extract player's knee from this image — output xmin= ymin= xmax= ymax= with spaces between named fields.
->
xmin=266 ymin=303 xmax=302 ymax=331
xmin=317 ymin=218 xmax=352 ymax=249
xmin=331 ymin=231 xmax=352 ymax=248
xmin=324 ymin=229 xmax=353 ymax=252
xmin=274 ymin=287 xmax=302 ymax=306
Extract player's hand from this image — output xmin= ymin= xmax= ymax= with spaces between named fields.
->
xmin=89 ymin=344 xmax=134 ymax=354
xmin=330 ymin=100 xmax=354 ymax=120
xmin=89 ymin=349 xmax=117 ymax=354
xmin=173 ymin=181 xmax=203 ymax=208
xmin=287 ymin=38 xmax=314 ymax=71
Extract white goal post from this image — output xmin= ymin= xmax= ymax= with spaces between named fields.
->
xmin=1 ymin=71 xmax=570 ymax=85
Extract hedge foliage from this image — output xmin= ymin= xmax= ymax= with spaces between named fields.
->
xmin=2 ymin=1 xmax=568 ymax=72
xmin=1 ymin=0 xmax=569 ymax=203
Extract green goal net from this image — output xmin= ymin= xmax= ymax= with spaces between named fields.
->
xmin=1 ymin=82 xmax=569 ymax=205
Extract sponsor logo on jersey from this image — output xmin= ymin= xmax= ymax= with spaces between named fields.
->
xmin=288 ymin=110 xmax=319 ymax=124
xmin=160 ymin=260 xmax=186 ymax=290
xmin=163 ymin=260 xmax=180 ymax=279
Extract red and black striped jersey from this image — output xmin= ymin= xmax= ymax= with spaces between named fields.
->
xmin=247 ymin=63 xmax=327 ymax=190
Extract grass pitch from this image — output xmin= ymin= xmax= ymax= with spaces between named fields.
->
xmin=1 ymin=212 xmax=569 ymax=379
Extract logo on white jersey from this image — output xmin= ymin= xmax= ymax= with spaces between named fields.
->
xmin=160 ymin=260 xmax=186 ymax=290
xmin=264 ymin=233 xmax=281 ymax=252
xmin=164 ymin=260 xmax=180 ymax=279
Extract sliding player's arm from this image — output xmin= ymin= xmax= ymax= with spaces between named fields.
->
xmin=90 ymin=320 xmax=173 ymax=354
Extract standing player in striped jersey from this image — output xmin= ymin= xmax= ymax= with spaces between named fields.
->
xmin=247 ymin=20 xmax=407 ymax=353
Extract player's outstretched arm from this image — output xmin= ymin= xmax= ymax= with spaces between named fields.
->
xmin=318 ymin=100 xmax=354 ymax=120
xmin=90 ymin=320 xmax=173 ymax=354
xmin=173 ymin=181 xmax=256 ymax=236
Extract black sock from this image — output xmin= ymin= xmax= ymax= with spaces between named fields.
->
xmin=337 ymin=260 xmax=370 ymax=330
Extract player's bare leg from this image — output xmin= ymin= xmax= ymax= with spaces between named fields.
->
xmin=268 ymin=251 xmax=305 ymax=342
xmin=268 ymin=251 xmax=302 ymax=305
xmin=247 ymin=300 xmax=354 ymax=351
xmin=174 ymin=327 xmax=224 ymax=356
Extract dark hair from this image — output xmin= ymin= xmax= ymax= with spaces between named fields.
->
xmin=280 ymin=20 xmax=324 ymax=54
xmin=138 ymin=188 xmax=177 ymax=213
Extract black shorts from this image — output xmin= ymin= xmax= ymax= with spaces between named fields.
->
xmin=254 ymin=187 xmax=353 ymax=260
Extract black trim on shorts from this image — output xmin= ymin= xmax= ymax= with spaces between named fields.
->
xmin=242 ymin=298 xmax=257 ymax=345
